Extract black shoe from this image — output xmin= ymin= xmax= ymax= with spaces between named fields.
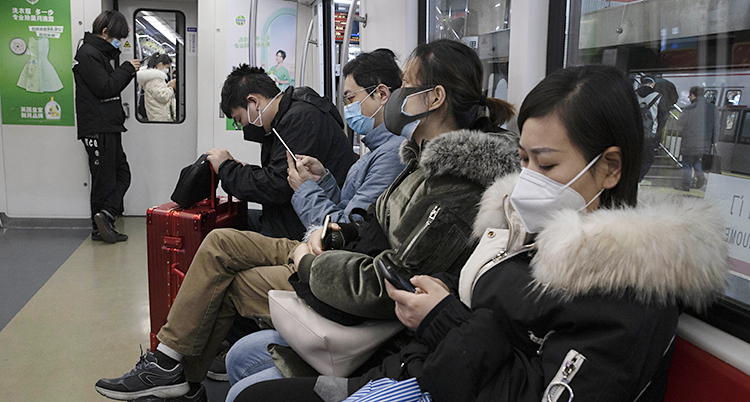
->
xmin=92 ymin=231 xmax=128 ymax=242
xmin=94 ymin=210 xmax=119 ymax=244
xmin=95 ymin=349 xmax=189 ymax=400
xmin=131 ymin=384 xmax=208 ymax=402
xmin=206 ymin=341 xmax=230 ymax=382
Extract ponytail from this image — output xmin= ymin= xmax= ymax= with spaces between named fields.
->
xmin=470 ymin=97 xmax=515 ymax=132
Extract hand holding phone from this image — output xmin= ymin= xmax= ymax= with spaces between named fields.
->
xmin=377 ymin=258 xmax=416 ymax=293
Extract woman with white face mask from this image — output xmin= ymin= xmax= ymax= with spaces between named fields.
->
xmin=137 ymin=52 xmax=176 ymax=121
xmin=356 ymin=64 xmax=728 ymax=402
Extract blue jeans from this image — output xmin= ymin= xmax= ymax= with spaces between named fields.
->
xmin=225 ymin=330 xmax=288 ymax=402
xmin=682 ymin=154 xmax=705 ymax=189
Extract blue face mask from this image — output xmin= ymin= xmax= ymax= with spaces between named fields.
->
xmin=110 ymin=38 xmax=121 ymax=49
xmin=344 ymin=95 xmax=382 ymax=135
xmin=344 ymin=88 xmax=381 ymax=135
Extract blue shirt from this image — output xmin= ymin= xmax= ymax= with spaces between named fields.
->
xmin=291 ymin=123 xmax=406 ymax=228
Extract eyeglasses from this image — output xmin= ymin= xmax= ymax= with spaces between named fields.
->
xmin=343 ymin=85 xmax=378 ymax=106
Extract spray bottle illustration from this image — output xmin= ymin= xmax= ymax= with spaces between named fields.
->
xmin=45 ymin=97 xmax=61 ymax=119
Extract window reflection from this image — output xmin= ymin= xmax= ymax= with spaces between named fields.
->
xmin=133 ymin=9 xmax=185 ymax=124
xmin=568 ymin=0 xmax=750 ymax=314
xmin=427 ymin=0 xmax=511 ymax=102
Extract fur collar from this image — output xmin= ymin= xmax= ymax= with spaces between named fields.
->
xmin=399 ymin=129 xmax=520 ymax=188
xmin=472 ymin=174 xmax=729 ymax=309
xmin=137 ymin=68 xmax=168 ymax=83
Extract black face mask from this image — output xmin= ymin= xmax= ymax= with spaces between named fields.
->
xmin=243 ymin=123 xmax=267 ymax=143
xmin=384 ymin=87 xmax=434 ymax=139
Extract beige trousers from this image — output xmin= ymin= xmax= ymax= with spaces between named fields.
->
xmin=156 ymin=228 xmax=300 ymax=382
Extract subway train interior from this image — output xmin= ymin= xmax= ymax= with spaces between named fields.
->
xmin=1 ymin=0 xmax=750 ymax=401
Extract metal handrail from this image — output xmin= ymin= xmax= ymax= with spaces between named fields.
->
xmin=658 ymin=142 xmax=683 ymax=168
xmin=248 ymin=0 xmax=258 ymax=66
xmin=299 ymin=17 xmax=317 ymax=87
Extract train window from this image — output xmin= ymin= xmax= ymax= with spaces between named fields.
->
xmin=426 ymin=0 xmax=511 ymax=102
xmin=704 ymin=90 xmax=718 ymax=106
xmin=718 ymin=111 xmax=739 ymax=143
xmin=726 ymin=90 xmax=742 ymax=106
xmin=565 ymin=0 xmax=750 ymax=341
xmin=133 ymin=9 xmax=186 ymax=124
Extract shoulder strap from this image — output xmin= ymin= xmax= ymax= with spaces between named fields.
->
xmin=647 ymin=93 xmax=662 ymax=109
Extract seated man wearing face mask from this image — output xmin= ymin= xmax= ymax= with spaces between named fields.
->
xmin=287 ymin=49 xmax=406 ymax=229
xmin=94 ymin=51 xmax=404 ymax=402
xmin=207 ymin=65 xmax=358 ymax=241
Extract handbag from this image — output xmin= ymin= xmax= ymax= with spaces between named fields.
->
xmin=702 ymin=144 xmax=722 ymax=174
xmin=268 ymin=290 xmax=404 ymax=377
xmin=170 ymin=154 xmax=217 ymax=208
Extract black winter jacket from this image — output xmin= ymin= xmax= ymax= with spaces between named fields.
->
xmin=218 ymin=86 xmax=357 ymax=240
xmin=73 ymin=32 xmax=136 ymax=139
xmin=349 ymin=175 xmax=729 ymax=402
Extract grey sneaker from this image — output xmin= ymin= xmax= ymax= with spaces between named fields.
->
xmin=131 ymin=384 xmax=208 ymax=402
xmin=95 ymin=348 xmax=189 ymax=400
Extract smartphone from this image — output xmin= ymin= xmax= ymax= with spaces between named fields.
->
xmin=320 ymin=214 xmax=331 ymax=241
xmin=272 ymin=128 xmax=299 ymax=162
xmin=377 ymin=258 xmax=416 ymax=293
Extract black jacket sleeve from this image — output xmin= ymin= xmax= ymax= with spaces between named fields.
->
xmin=75 ymin=49 xmax=135 ymax=99
xmin=217 ymin=102 xmax=338 ymax=204
xmin=416 ymin=296 xmax=677 ymax=402
xmin=217 ymin=157 xmax=292 ymax=204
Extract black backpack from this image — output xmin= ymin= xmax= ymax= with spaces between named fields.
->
xmin=639 ymin=93 xmax=661 ymax=138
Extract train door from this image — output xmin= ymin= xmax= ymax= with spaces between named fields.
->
xmin=117 ymin=0 xmax=198 ymax=215
xmin=111 ymin=0 xmax=198 ymax=215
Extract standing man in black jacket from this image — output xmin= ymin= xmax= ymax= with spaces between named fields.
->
xmin=208 ymin=64 xmax=357 ymax=240
xmin=73 ymin=10 xmax=140 ymax=243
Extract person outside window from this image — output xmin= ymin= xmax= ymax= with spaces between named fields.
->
xmin=137 ymin=52 xmax=176 ymax=122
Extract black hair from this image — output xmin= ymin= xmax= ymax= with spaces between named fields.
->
xmin=341 ymin=48 xmax=402 ymax=91
xmin=517 ymin=64 xmax=642 ymax=208
xmin=276 ymin=50 xmax=287 ymax=60
xmin=92 ymin=10 xmax=129 ymax=39
xmin=220 ymin=64 xmax=280 ymax=117
xmin=408 ymin=39 xmax=514 ymax=132
xmin=147 ymin=52 xmax=172 ymax=69
xmin=690 ymin=86 xmax=705 ymax=97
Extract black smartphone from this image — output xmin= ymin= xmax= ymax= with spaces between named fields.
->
xmin=377 ymin=258 xmax=416 ymax=293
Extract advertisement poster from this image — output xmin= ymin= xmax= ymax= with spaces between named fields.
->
xmin=705 ymin=174 xmax=750 ymax=279
xmin=0 ymin=0 xmax=74 ymax=126
xmin=225 ymin=0 xmax=295 ymax=130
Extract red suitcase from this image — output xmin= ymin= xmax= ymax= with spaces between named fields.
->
xmin=146 ymin=188 xmax=246 ymax=352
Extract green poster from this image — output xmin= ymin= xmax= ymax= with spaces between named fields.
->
xmin=0 ymin=0 xmax=74 ymax=126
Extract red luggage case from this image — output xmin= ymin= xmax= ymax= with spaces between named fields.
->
xmin=146 ymin=189 xmax=246 ymax=352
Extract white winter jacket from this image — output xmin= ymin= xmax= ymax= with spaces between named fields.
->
xmin=136 ymin=68 xmax=175 ymax=121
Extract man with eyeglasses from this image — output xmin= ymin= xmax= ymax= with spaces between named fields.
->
xmin=207 ymin=64 xmax=357 ymax=241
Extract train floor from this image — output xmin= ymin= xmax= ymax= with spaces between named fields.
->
xmin=0 ymin=216 xmax=230 ymax=402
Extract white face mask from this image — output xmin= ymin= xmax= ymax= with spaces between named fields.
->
xmin=247 ymin=91 xmax=282 ymax=128
xmin=509 ymin=154 xmax=604 ymax=233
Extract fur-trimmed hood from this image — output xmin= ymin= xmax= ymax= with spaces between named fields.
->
xmin=399 ymin=129 xmax=520 ymax=188
xmin=137 ymin=68 xmax=168 ymax=83
xmin=472 ymin=173 xmax=729 ymax=310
